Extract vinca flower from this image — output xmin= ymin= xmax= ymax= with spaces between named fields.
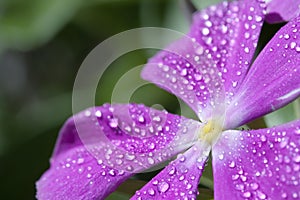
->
xmin=36 ymin=0 xmax=300 ymax=199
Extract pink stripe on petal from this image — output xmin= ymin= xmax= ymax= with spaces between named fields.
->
xmin=131 ymin=141 xmax=211 ymax=200
xmin=226 ymin=16 xmax=300 ymax=128
xmin=213 ymin=119 xmax=300 ymax=200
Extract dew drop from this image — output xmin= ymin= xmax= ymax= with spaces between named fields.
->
xmin=218 ymin=154 xmax=224 ymax=160
xmin=138 ymin=115 xmax=145 ymax=123
xmin=260 ymin=135 xmax=267 ymax=142
xmin=180 ymin=68 xmax=187 ymax=76
xmin=179 ymin=175 xmax=185 ymax=181
xmin=148 ymin=143 xmax=156 ymax=150
xmin=153 ymin=116 xmax=161 ymax=122
xmin=243 ymin=191 xmax=251 ymax=198
xmin=148 ymin=157 xmax=155 ymax=165
xmin=95 ymin=110 xmax=102 ymax=118
xmin=257 ymin=190 xmax=267 ymax=199
xmin=250 ymin=182 xmax=259 ymax=190
xmin=109 ymin=118 xmax=118 ymax=128
xmin=235 ymin=183 xmax=244 ymax=191
xmin=152 ymin=180 xmax=158 ymax=185
xmin=202 ymin=27 xmax=210 ymax=36
xmin=125 ymin=154 xmax=135 ymax=161
xmin=293 ymin=155 xmax=300 ymax=163
xmin=240 ymin=175 xmax=247 ymax=182
xmin=158 ymin=181 xmax=170 ymax=193
xmin=284 ymin=34 xmax=290 ymax=39
xmin=292 ymin=192 xmax=298 ymax=198
xmin=169 ymin=167 xmax=176 ymax=175
xmin=281 ymin=192 xmax=287 ymax=199
xmin=290 ymin=42 xmax=297 ymax=49
xmin=229 ymin=161 xmax=235 ymax=168
xmin=232 ymin=81 xmax=238 ymax=88
xmin=232 ymin=174 xmax=239 ymax=180
xmin=148 ymin=188 xmax=155 ymax=196
xmin=87 ymin=173 xmax=92 ymax=179
xmin=109 ymin=169 xmax=116 ymax=176
xmin=85 ymin=110 xmax=91 ymax=117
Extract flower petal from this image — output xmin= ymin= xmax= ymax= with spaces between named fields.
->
xmin=36 ymin=104 xmax=202 ymax=199
xmin=190 ymin=0 xmax=265 ymax=98
xmin=212 ymin=119 xmax=300 ymax=199
xmin=266 ymin=0 xmax=300 ymax=23
xmin=142 ymin=0 xmax=265 ymax=120
xmin=131 ymin=141 xmax=211 ymax=199
xmin=36 ymin=146 xmax=132 ymax=200
xmin=226 ymin=16 xmax=300 ymax=128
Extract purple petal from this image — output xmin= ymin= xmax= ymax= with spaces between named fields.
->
xmin=36 ymin=104 xmax=202 ymax=199
xmin=212 ymin=119 xmax=300 ymax=199
xmin=36 ymin=147 xmax=131 ymax=200
xmin=266 ymin=0 xmax=300 ymax=23
xmin=131 ymin=141 xmax=211 ymax=200
xmin=226 ymin=16 xmax=300 ymax=128
xmin=190 ymin=0 xmax=265 ymax=99
xmin=142 ymin=0 xmax=265 ymax=120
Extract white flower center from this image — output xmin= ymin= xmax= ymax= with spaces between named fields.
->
xmin=199 ymin=120 xmax=223 ymax=145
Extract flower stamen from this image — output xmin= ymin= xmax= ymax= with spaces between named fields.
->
xmin=199 ymin=120 xmax=223 ymax=145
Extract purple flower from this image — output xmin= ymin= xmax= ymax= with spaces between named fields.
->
xmin=36 ymin=0 xmax=300 ymax=199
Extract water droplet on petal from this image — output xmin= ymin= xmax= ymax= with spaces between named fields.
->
xmin=95 ymin=110 xmax=102 ymax=118
xmin=148 ymin=188 xmax=155 ymax=196
xmin=169 ymin=167 xmax=176 ymax=175
xmin=158 ymin=181 xmax=169 ymax=193
xmin=243 ymin=191 xmax=251 ymax=198
xmin=250 ymin=182 xmax=259 ymax=190
xmin=109 ymin=169 xmax=116 ymax=176
xmin=148 ymin=157 xmax=155 ymax=165
xmin=257 ymin=190 xmax=267 ymax=199
xmin=109 ymin=118 xmax=118 ymax=128
xmin=229 ymin=161 xmax=235 ymax=168
xmin=293 ymin=155 xmax=300 ymax=163
xmin=202 ymin=27 xmax=210 ymax=36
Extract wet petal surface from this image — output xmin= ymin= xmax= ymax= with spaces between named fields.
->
xmin=36 ymin=104 xmax=202 ymax=199
xmin=190 ymin=0 xmax=265 ymax=99
xmin=266 ymin=0 xmax=300 ymax=23
xmin=142 ymin=0 xmax=265 ymax=120
xmin=213 ymin=119 xmax=300 ymax=200
xmin=226 ymin=16 xmax=300 ymax=128
xmin=36 ymin=147 xmax=131 ymax=200
xmin=75 ymin=104 xmax=201 ymax=173
xmin=131 ymin=141 xmax=211 ymax=200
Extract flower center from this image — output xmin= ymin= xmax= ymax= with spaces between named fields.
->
xmin=199 ymin=120 xmax=223 ymax=145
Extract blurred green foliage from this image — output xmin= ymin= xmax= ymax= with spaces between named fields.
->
xmin=0 ymin=0 xmax=298 ymax=199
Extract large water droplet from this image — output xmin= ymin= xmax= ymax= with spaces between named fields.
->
xmin=257 ymin=190 xmax=267 ymax=199
xmin=148 ymin=188 xmax=155 ymax=196
xmin=95 ymin=110 xmax=102 ymax=118
xmin=250 ymin=182 xmax=259 ymax=190
xmin=148 ymin=157 xmax=155 ymax=165
xmin=158 ymin=181 xmax=170 ymax=193
xmin=243 ymin=191 xmax=251 ymax=198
